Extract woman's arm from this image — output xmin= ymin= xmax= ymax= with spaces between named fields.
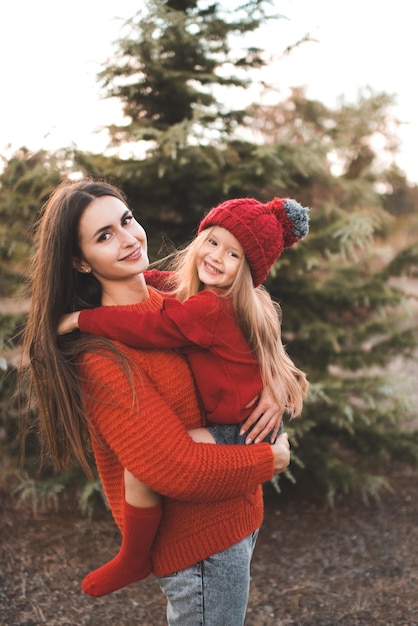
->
xmin=241 ymin=387 xmax=284 ymax=444
xmin=80 ymin=348 xmax=284 ymax=504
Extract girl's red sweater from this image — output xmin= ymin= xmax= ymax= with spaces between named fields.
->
xmin=78 ymin=288 xmax=262 ymax=424
xmin=78 ymin=287 xmax=274 ymax=576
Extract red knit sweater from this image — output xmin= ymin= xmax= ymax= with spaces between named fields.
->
xmin=78 ymin=287 xmax=274 ymax=576
xmin=79 ymin=289 xmax=262 ymax=424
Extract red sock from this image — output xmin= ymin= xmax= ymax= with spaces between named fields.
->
xmin=82 ymin=501 xmax=162 ymax=597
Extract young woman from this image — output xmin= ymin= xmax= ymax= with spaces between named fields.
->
xmin=59 ymin=194 xmax=309 ymax=598
xmin=22 ymin=178 xmax=291 ymax=626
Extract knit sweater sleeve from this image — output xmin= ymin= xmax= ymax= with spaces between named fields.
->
xmin=144 ymin=269 xmax=176 ymax=292
xmin=79 ymin=348 xmax=274 ymax=503
xmin=78 ymin=291 xmax=220 ymax=350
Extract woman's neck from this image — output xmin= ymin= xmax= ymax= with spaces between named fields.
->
xmin=100 ymin=273 xmax=149 ymax=306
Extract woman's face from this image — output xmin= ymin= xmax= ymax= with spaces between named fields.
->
xmin=76 ymin=195 xmax=149 ymax=284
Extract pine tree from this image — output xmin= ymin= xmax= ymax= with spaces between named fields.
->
xmin=0 ymin=148 xmax=63 ymax=297
xmin=75 ymin=0 xmax=280 ymax=252
xmin=99 ymin=0 xmax=275 ymax=144
xmin=255 ymin=89 xmax=418 ymax=502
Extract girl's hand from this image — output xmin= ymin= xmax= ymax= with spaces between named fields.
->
xmin=57 ymin=311 xmax=81 ymax=335
xmin=240 ymin=387 xmax=284 ymax=444
xmin=271 ymin=432 xmax=290 ymax=474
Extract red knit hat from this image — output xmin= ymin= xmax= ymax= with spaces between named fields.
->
xmin=198 ymin=197 xmax=309 ymax=286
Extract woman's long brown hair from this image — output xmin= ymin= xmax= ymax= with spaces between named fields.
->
xmin=21 ymin=178 xmax=132 ymax=478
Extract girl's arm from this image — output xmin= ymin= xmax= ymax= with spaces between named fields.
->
xmin=80 ymin=347 xmax=282 ymax=503
xmin=58 ymin=311 xmax=80 ymax=335
xmin=57 ymin=271 xmax=177 ymax=336
xmin=144 ymin=269 xmax=176 ymax=291
xmin=78 ymin=291 xmax=219 ymax=350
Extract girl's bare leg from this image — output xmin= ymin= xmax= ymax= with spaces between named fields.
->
xmin=188 ymin=427 xmax=217 ymax=443
xmin=124 ymin=468 xmax=161 ymax=506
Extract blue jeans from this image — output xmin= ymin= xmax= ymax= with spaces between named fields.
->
xmin=207 ymin=419 xmax=283 ymax=445
xmin=156 ymin=530 xmax=259 ymax=626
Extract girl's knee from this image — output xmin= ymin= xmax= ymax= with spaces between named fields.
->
xmin=124 ymin=469 xmax=160 ymax=506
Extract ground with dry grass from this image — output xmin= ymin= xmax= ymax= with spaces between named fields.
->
xmin=1 ymin=466 xmax=418 ymax=626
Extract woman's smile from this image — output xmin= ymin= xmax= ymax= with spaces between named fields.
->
xmin=120 ymin=245 xmax=143 ymax=262
xmin=77 ymin=195 xmax=150 ymax=300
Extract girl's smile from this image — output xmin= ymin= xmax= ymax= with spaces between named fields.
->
xmin=203 ymin=260 xmax=222 ymax=275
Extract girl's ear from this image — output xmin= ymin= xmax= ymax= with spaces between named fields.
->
xmin=72 ymin=258 xmax=91 ymax=274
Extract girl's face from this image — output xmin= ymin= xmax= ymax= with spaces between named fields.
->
xmin=196 ymin=226 xmax=244 ymax=290
xmin=76 ymin=195 xmax=149 ymax=284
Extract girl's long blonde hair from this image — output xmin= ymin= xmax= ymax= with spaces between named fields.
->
xmin=160 ymin=228 xmax=308 ymax=417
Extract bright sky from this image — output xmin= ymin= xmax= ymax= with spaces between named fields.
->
xmin=1 ymin=0 xmax=417 ymax=182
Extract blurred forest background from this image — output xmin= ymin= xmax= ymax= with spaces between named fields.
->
xmin=1 ymin=0 xmax=418 ymax=514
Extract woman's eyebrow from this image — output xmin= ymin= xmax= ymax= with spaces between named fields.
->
xmin=92 ymin=224 xmax=112 ymax=238
xmin=92 ymin=210 xmax=131 ymax=238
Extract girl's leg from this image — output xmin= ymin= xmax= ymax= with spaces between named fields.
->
xmin=156 ymin=531 xmax=259 ymax=626
xmin=190 ymin=421 xmax=282 ymax=446
xmin=188 ymin=427 xmax=217 ymax=443
xmin=82 ymin=469 xmax=162 ymax=597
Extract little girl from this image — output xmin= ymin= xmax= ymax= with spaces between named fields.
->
xmin=59 ymin=195 xmax=309 ymax=596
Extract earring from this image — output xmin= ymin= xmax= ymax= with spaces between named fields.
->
xmin=84 ymin=268 xmax=91 ymax=273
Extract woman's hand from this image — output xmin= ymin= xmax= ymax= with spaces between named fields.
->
xmin=271 ymin=432 xmax=290 ymax=475
xmin=57 ymin=311 xmax=81 ymax=335
xmin=240 ymin=387 xmax=284 ymax=444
